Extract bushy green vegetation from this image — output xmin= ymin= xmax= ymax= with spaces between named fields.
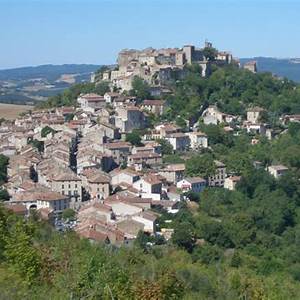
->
xmin=129 ymin=76 xmax=151 ymax=100
xmin=41 ymin=126 xmax=56 ymax=138
xmin=2 ymin=196 xmax=300 ymax=299
xmin=165 ymin=64 xmax=300 ymax=121
xmin=37 ymin=81 xmax=110 ymax=109
xmin=125 ymin=130 xmax=143 ymax=146
xmin=0 ymin=155 xmax=9 ymax=202
xmin=0 ymin=189 xmax=9 ymax=201
xmin=163 ymin=153 xmax=185 ymax=164
xmin=157 ymin=139 xmax=173 ymax=155
xmin=61 ymin=208 xmax=76 ymax=221
xmin=0 ymin=154 xmax=9 ymax=185
xmin=185 ymin=153 xmax=216 ymax=178
xmin=28 ymin=139 xmax=44 ymax=153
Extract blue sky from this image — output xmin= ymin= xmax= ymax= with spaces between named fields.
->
xmin=0 ymin=0 xmax=299 ymax=69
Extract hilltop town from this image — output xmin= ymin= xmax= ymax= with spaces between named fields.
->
xmin=93 ymin=42 xmax=237 ymax=92
xmin=2 ymin=0 xmax=300 ymax=294
xmin=1 ymin=39 xmax=300 ymax=298
xmin=0 ymin=42 xmax=297 ymax=246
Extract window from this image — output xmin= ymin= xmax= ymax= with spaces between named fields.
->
xmin=68 ymin=191 xmax=71 ymax=196
xmin=62 ymin=191 xmax=65 ymax=195
xmin=75 ymin=184 xmax=77 ymax=188
xmin=62 ymin=184 xmax=64 ymax=189
xmin=68 ymin=184 xmax=71 ymax=189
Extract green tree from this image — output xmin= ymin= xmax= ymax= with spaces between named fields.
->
xmin=0 ymin=189 xmax=9 ymax=201
xmin=199 ymin=124 xmax=227 ymax=145
xmin=202 ymin=47 xmax=218 ymax=61
xmin=125 ymin=130 xmax=143 ymax=146
xmin=134 ymin=271 xmax=184 ymax=300
xmin=158 ymin=138 xmax=173 ymax=155
xmin=134 ymin=230 xmax=150 ymax=251
xmin=226 ymin=213 xmax=256 ymax=247
xmin=4 ymin=220 xmax=41 ymax=285
xmin=94 ymin=81 xmax=110 ymax=96
xmin=230 ymin=251 xmax=242 ymax=268
xmin=163 ymin=154 xmax=184 ymax=164
xmin=0 ymin=154 xmax=9 ymax=184
xmin=175 ymin=116 xmax=187 ymax=128
xmin=64 ymin=113 xmax=74 ymax=122
xmin=130 ymin=76 xmax=151 ymax=100
xmin=172 ymin=222 xmax=195 ymax=252
xmin=41 ymin=126 xmax=56 ymax=138
xmin=185 ymin=153 xmax=216 ymax=178
xmin=183 ymin=191 xmax=200 ymax=202
xmin=288 ymin=122 xmax=300 ymax=137
xmin=192 ymin=243 xmax=222 ymax=264
xmin=29 ymin=139 xmax=44 ymax=153
xmin=62 ymin=208 xmax=75 ymax=221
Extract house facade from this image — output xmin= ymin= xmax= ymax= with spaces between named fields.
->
xmin=77 ymin=93 xmax=106 ymax=113
xmin=159 ymin=164 xmax=185 ymax=184
xmin=177 ymin=177 xmax=206 ymax=193
xmin=208 ymin=160 xmax=226 ymax=187
xmin=187 ymin=131 xmax=208 ymax=149
xmin=267 ymin=165 xmax=289 ymax=179
xmin=51 ymin=173 xmax=82 ymax=209
xmin=165 ymin=133 xmax=190 ymax=151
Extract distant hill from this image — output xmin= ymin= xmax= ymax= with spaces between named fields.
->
xmin=240 ymin=57 xmax=300 ymax=82
xmin=0 ymin=64 xmax=101 ymax=105
xmin=0 ymin=64 xmax=101 ymax=81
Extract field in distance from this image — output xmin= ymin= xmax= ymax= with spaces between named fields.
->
xmin=0 ymin=103 xmax=34 ymax=120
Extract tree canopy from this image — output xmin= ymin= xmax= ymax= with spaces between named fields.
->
xmin=41 ymin=126 xmax=56 ymax=138
xmin=125 ymin=130 xmax=143 ymax=146
xmin=165 ymin=64 xmax=300 ymax=122
xmin=185 ymin=153 xmax=216 ymax=179
xmin=38 ymin=81 xmax=110 ymax=109
xmin=0 ymin=155 xmax=9 ymax=185
xmin=129 ymin=76 xmax=151 ymax=100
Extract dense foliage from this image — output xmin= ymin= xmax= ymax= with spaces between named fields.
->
xmin=157 ymin=139 xmax=173 ymax=155
xmin=3 ymin=157 xmax=300 ymax=300
xmin=164 ymin=64 xmax=300 ymax=122
xmin=41 ymin=126 xmax=56 ymax=138
xmin=125 ymin=130 xmax=143 ymax=146
xmin=185 ymin=153 xmax=216 ymax=178
xmin=38 ymin=81 xmax=110 ymax=108
xmin=0 ymin=155 xmax=9 ymax=202
xmin=129 ymin=76 xmax=151 ymax=100
xmin=0 ymin=154 xmax=9 ymax=185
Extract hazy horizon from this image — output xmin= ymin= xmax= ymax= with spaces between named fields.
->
xmin=1 ymin=56 xmax=300 ymax=72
